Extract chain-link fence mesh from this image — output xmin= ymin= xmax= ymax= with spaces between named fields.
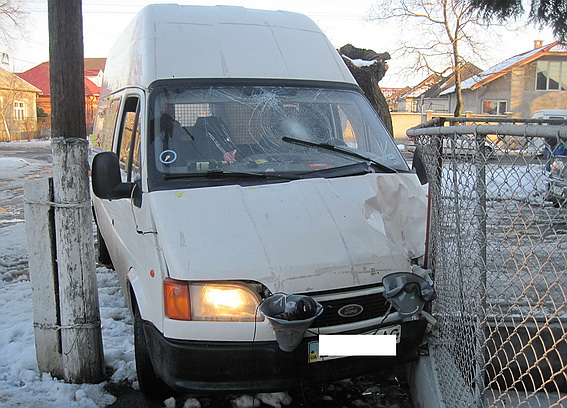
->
xmin=408 ymin=117 xmax=566 ymax=408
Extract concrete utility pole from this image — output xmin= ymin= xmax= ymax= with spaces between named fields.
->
xmin=47 ymin=0 xmax=104 ymax=383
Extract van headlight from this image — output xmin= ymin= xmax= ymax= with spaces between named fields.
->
xmin=164 ymin=279 xmax=264 ymax=322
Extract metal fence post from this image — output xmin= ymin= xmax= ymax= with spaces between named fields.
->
xmin=473 ymin=130 xmax=488 ymax=405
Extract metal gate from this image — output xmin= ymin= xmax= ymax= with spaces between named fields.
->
xmin=407 ymin=117 xmax=567 ymax=408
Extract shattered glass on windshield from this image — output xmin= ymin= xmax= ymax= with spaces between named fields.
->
xmin=149 ymin=85 xmax=407 ymax=184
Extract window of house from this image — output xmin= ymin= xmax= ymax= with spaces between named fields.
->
xmin=536 ymin=61 xmax=567 ymax=91
xmin=482 ymin=100 xmax=507 ymax=115
xmin=14 ymin=101 xmax=25 ymax=120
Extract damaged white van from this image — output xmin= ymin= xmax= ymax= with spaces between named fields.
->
xmin=90 ymin=4 xmax=433 ymax=399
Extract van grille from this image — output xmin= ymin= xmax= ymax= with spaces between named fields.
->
xmin=311 ymin=292 xmax=390 ymax=328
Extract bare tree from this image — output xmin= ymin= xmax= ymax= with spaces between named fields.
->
xmin=0 ymin=0 xmax=27 ymax=46
xmin=371 ymin=0 xmax=491 ymax=117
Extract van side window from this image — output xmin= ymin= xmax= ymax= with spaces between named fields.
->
xmin=117 ymin=97 xmax=141 ymax=182
xmin=91 ymin=97 xmax=121 ymax=152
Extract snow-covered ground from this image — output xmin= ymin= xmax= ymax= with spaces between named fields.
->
xmin=0 ymin=150 xmax=129 ymax=407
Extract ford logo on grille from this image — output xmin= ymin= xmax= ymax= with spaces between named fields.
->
xmin=337 ymin=304 xmax=364 ymax=318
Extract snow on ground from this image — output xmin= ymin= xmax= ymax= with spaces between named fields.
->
xmin=0 ymin=146 xmax=133 ymax=407
xmin=0 ymin=235 xmax=125 ymax=406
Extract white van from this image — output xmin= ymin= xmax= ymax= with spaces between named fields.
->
xmin=90 ymin=4 xmax=431 ymax=399
xmin=531 ymin=109 xmax=567 ymax=120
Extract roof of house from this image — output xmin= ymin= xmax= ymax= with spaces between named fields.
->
xmin=0 ymin=66 xmax=41 ymax=93
xmin=423 ymin=62 xmax=482 ymax=97
xmin=440 ymin=42 xmax=567 ymax=95
xmin=16 ymin=58 xmax=106 ymax=96
xmin=401 ymin=73 xmax=443 ymax=99
xmin=401 ymin=62 xmax=482 ymax=100
xmin=84 ymin=58 xmax=106 ymax=75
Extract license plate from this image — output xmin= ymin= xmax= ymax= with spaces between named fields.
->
xmin=308 ymin=324 xmax=401 ymax=363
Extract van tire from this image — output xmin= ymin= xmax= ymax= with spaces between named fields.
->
xmin=96 ymin=227 xmax=114 ymax=268
xmin=134 ymin=304 xmax=174 ymax=401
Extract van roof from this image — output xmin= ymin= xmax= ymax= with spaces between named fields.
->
xmin=531 ymin=109 xmax=567 ymax=119
xmin=101 ymin=4 xmax=356 ymax=94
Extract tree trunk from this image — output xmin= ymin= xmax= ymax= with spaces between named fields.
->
xmin=453 ymin=42 xmax=463 ymax=118
xmin=339 ymin=44 xmax=394 ymax=136
xmin=47 ymin=0 xmax=104 ymax=384
xmin=48 ymin=0 xmax=86 ymax=137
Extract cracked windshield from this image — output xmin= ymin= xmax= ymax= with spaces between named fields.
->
xmin=149 ymin=86 xmax=407 ymax=184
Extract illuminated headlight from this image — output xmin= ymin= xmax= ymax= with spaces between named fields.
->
xmin=164 ymin=278 xmax=264 ymax=322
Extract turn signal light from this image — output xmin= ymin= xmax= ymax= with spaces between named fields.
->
xmin=163 ymin=278 xmax=191 ymax=320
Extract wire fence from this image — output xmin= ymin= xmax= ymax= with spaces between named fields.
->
xmin=407 ymin=117 xmax=567 ymax=408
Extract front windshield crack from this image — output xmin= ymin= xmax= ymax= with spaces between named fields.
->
xmin=150 ymin=85 xmax=406 ymax=189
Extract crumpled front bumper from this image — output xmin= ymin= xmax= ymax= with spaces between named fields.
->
xmin=143 ymin=318 xmax=428 ymax=393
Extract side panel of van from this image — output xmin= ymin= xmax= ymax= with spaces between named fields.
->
xmin=93 ymin=90 xmax=169 ymax=327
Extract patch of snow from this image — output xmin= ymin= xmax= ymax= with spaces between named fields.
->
xmin=232 ymin=395 xmax=261 ymax=408
xmin=0 ymin=157 xmax=31 ymax=171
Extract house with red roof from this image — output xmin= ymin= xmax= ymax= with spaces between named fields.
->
xmin=440 ymin=41 xmax=567 ymax=117
xmin=16 ymin=58 xmax=106 ymax=132
xmin=0 ymin=66 xmax=41 ymax=141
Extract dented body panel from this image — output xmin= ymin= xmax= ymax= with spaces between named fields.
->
xmin=152 ymin=173 xmax=426 ymax=294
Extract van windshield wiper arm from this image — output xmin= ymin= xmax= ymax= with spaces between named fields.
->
xmin=281 ymin=136 xmax=397 ymax=173
xmin=163 ymin=170 xmax=300 ymax=180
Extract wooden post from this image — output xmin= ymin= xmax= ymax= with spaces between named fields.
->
xmin=24 ymin=177 xmax=63 ymax=378
xmin=52 ymin=138 xmax=104 ymax=383
xmin=47 ymin=0 xmax=104 ymax=383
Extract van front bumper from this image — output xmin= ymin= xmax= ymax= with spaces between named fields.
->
xmin=142 ymin=319 xmax=428 ymax=393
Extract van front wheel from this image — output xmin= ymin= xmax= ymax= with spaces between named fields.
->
xmin=134 ymin=305 xmax=173 ymax=400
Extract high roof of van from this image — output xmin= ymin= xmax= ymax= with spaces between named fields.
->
xmin=531 ymin=109 xmax=567 ymax=119
xmin=101 ymin=4 xmax=357 ymax=94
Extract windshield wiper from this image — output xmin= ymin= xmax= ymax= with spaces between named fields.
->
xmin=282 ymin=136 xmax=397 ymax=173
xmin=298 ymin=161 xmax=380 ymax=178
xmin=163 ymin=170 xmax=300 ymax=180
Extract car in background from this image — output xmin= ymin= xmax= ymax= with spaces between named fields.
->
xmin=531 ymin=109 xmax=567 ymax=121
xmin=547 ymin=151 xmax=567 ymax=207
xmin=441 ymin=134 xmax=497 ymax=158
xmin=529 ymin=110 xmax=567 ymax=157
xmin=530 ymin=110 xmax=567 ymax=206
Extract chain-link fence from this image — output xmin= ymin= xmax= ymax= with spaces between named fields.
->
xmin=407 ymin=117 xmax=566 ymax=408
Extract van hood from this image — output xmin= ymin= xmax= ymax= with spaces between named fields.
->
xmin=149 ymin=173 xmax=427 ymax=294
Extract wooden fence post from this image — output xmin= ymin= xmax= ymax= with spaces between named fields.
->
xmin=24 ymin=177 xmax=63 ymax=378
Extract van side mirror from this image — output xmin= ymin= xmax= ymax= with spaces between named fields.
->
xmin=92 ymin=152 xmax=134 ymax=200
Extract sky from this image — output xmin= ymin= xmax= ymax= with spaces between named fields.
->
xmin=2 ymin=0 xmax=558 ymax=88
